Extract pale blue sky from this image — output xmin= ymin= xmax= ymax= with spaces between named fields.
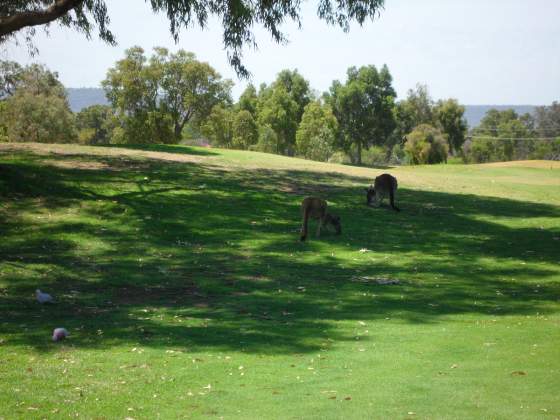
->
xmin=2 ymin=0 xmax=559 ymax=104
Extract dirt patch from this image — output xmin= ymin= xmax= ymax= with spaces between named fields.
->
xmin=44 ymin=159 xmax=111 ymax=171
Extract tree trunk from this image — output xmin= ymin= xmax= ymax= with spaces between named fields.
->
xmin=0 ymin=0 xmax=83 ymax=39
xmin=356 ymin=142 xmax=362 ymax=165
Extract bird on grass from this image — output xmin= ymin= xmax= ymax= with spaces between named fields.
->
xmin=52 ymin=328 xmax=69 ymax=342
xmin=36 ymin=289 xmax=54 ymax=304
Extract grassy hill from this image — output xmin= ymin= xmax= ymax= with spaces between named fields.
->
xmin=1 ymin=143 xmax=559 ymax=419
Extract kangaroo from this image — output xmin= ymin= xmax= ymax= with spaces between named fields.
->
xmin=300 ymin=197 xmax=341 ymax=241
xmin=365 ymin=173 xmax=400 ymax=212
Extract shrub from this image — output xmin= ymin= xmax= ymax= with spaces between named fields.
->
xmin=404 ymin=124 xmax=448 ymax=164
xmin=361 ymin=146 xmax=387 ymax=166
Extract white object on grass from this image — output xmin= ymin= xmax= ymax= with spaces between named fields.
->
xmin=36 ymin=289 xmax=53 ymax=303
xmin=52 ymin=328 xmax=69 ymax=341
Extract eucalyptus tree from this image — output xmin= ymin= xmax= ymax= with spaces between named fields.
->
xmin=1 ymin=0 xmax=385 ymax=77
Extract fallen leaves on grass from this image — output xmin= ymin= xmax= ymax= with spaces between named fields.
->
xmin=511 ymin=371 xmax=527 ymax=376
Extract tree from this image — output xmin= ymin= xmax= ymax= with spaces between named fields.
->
xmin=327 ymin=64 xmax=396 ymax=164
xmin=393 ymin=84 xmax=435 ymax=144
xmin=157 ymin=48 xmax=232 ymax=141
xmin=404 ymin=124 xmax=448 ymax=164
xmin=467 ymin=108 xmax=534 ymax=162
xmin=102 ymin=47 xmax=232 ymax=144
xmin=253 ymin=125 xmax=279 ymax=154
xmin=237 ymin=84 xmax=258 ymax=118
xmin=476 ymin=108 xmax=519 ymax=132
xmin=272 ymin=69 xmax=311 ymax=124
xmin=200 ymin=105 xmax=234 ymax=148
xmin=434 ymin=98 xmax=467 ymax=154
xmin=75 ymin=104 xmax=114 ymax=144
xmin=232 ymin=110 xmax=258 ymax=150
xmin=296 ymin=100 xmax=338 ymax=162
xmin=534 ymin=102 xmax=560 ymax=135
xmin=1 ymin=61 xmax=76 ymax=143
xmin=0 ymin=60 xmax=23 ymax=99
xmin=3 ymin=91 xmax=77 ymax=143
xmin=257 ymin=84 xmax=299 ymax=155
xmin=1 ymin=1 xmax=385 ymax=77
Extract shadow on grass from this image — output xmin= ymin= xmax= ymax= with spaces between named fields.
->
xmin=0 ymin=149 xmax=559 ymax=354
xmin=105 ymin=143 xmax=218 ymax=156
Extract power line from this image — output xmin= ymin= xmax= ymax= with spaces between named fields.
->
xmin=469 ymin=135 xmax=558 ymax=141
xmin=471 ymin=127 xmax=560 ymax=134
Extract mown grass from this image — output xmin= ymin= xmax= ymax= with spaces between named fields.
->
xmin=0 ymin=143 xmax=559 ymax=419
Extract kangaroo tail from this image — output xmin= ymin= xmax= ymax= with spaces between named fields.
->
xmin=300 ymin=205 xmax=310 ymax=241
xmin=389 ymin=186 xmax=400 ymax=212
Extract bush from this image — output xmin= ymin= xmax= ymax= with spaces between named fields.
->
xmin=251 ymin=125 xmax=278 ymax=154
xmin=328 ymin=151 xmax=352 ymax=164
xmin=3 ymin=92 xmax=77 ymax=143
xmin=361 ymin=146 xmax=387 ymax=166
xmin=404 ymin=124 xmax=448 ymax=164
xmin=389 ymin=143 xmax=406 ymax=165
xmin=530 ymin=138 xmax=560 ymax=161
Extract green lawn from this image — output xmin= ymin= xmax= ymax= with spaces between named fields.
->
xmin=1 ymin=143 xmax=559 ymax=419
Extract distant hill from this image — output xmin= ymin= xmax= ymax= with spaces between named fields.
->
xmin=463 ymin=105 xmax=537 ymax=127
xmin=66 ymin=88 xmax=109 ymax=112
xmin=66 ymin=88 xmax=538 ymax=128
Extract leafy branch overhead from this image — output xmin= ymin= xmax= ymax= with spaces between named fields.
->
xmin=0 ymin=0 xmax=385 ymax=77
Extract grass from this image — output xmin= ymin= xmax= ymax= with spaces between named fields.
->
xmin=0 ymin=143 xmax=559 ymax=419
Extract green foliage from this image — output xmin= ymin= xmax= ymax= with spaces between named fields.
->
xmin=327 ymin=64 xmax=396 ymax=164
xmin=102 ymin=47 xmax=231 ymax=144
xmin=395 ymin=84 xmax=434 ymax=138
xmin=237 ymin=84 xmax=258 ymax=117
xmin=466 ymin=108 xmax=538 ymax=163
xmin=531 ymin=138 xmax=560 ymax=160
xmin=200 ymin=105 xmax=234 ymax=148
xmin=252 ymin=125 xmax=279 ymax=154
xmin=327 ymin=150 xmax=352 ymax=164
xmin=272 ymin=69 xmax=311 ymax=123
xmin=534 ymin=101 xmax=560 ymax=132
xmin=232 ymin=110 xmax=258 ymax=150
xmin=434 ymin=98 xmax=468 ymax=154
xmin=0 ymin=101 xmax=7 ymax=142
xmin=361 ymin=145 xmax=387 ymax=167
xmin=295 ymin=100 xmax=338 ymax=161
xmin=76 ymin=105 xmax=114 ymax=145
xmin=2 ymin=91 xmax=77 ymax=143
xmin=404 ymin=124 xmax=449 ymax=164
xmin=257 ymin=84 xmax=299 ymax=155
xmin=1 ymin=1 xmax=384 ymax=77
xmin=0 ymin=60 xmax=22 ymax=99
xmin=0 ymin=62 xmax=76 ymax=143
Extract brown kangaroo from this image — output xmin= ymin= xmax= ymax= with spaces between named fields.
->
xmin=300 ymin=197 xmax=341 ymax=241
xmin=365 ymin=173 xmax=400 ymax=212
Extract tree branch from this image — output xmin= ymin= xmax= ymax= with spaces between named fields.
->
xmin=0 ymin=0 xmax=83 ymax=38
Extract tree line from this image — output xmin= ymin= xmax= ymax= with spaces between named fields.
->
xmin=1 ymin=50 xmax=559 ymax=164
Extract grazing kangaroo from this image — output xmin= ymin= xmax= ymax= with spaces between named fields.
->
xmin=300 ymin=197 xmax=341 ymax=241
xmin=365 ymin=173 xmax=400 ymax=212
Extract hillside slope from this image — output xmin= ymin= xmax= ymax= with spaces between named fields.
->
xmin=1 ymin=143 xmax=559 ymax=419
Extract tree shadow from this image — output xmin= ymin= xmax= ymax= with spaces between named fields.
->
xmin=106 ymin=143 xmax=218 ymax=156
xmin=0 ymin=150 xmax=559 ymax=354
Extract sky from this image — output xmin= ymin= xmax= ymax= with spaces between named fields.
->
xmin=2 ymin=0 xmax=559 ymax=104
